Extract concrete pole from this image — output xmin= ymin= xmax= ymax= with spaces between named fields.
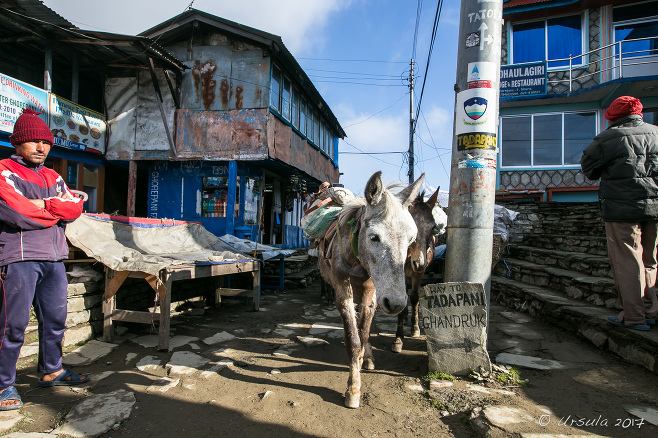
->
xmin=408 ymin=59 xmax=415 ymax=184
xmin=444 ymin=1 xmax=503 ymax=306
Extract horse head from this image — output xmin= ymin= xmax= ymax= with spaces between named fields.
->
xmin=358 ymin=171 xmax=424 ymax=315
xmin=407 ymin=188 xmax=443 ymax=273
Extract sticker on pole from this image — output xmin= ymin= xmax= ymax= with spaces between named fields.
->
xmin=467 ymin=62 xmax=496 ymax=89
xmin=455 ymin=88 xmax=497 ymax=135
xmin=457 ymin=132 xmax=497 ymax=151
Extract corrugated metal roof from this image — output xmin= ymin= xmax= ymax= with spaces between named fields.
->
xmin=0 ymin=0 xmax=185 ymax=72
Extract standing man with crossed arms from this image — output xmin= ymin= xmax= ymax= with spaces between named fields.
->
xmin=0 ymin=108 xmax=88 ymax=411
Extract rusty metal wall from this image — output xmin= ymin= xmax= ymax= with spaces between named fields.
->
xmin=105 ymin=77 xmax=137 ymax=160
xmin=268 ymin=116 xmax=339 ymax=184
xmin=180 ymin=45 xmax=269 ymax=111
xmin=175 ymin=108 xmax=269 ymax=160
xmin=135 ymin=69 xmax=176 ymax=152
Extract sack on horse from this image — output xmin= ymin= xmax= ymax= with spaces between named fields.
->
xmin=301 ymin=183 xmax=356 ymax=241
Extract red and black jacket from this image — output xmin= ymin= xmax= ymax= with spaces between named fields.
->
xmin=0 ymin=154 xmax=83 ymax=265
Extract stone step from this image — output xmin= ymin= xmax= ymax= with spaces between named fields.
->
xmin=511 ymin=233 xmax=607 ymax=256
xmin=491 ymin=276 xmax=658 ymax=375
xmin=509 ymin=245 xmax=612 ymax=278
xmin=494 ymin=257 xmax=619 ymax=308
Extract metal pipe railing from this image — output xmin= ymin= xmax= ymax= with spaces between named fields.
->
xmin=539 ymin=35 xmax=658 ymax=91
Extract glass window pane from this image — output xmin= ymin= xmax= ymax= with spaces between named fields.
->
xmin=534 ymin=114 xmax=562 ymax=165
xmin=314 ymin=112 xmax=320 ymax=144
xmin=614 ymin=22 xmax=658 ymax=58
xmin=300 ymin=98 xmax=306 ymax=134
xmin=501 ymin=116 xmax=531 ymax=166
xmin=281 ymin=76 xmax=291 ymax=120
xmin=512 ymin=21 xmax=545 ymax=64
xmin=644 ymin=107 xmax=657 ymax=126
xmin=292 ymin=87 xmax=299 ymax=128
xmin=547 ymin=15 xmax=582 ymax=68
xmin=270 ymin=65 xmax=281 ymax=111
xmin=564 ymin=112 xmax=596 ymax=164
xmin=614 ymin=2 xmax=658 ymax=22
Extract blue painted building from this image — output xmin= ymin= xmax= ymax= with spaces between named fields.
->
xmin=498 ymin=0 xmax=658 ymax=202
xmin=105 ymin=9 xmax=345 ymax=248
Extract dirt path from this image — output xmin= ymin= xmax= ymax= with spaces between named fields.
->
xmin=9 ymin=281 xmax=658 ymax=437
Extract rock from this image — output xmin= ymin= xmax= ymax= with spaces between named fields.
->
xmin=166 ymin=351 xmax=210 ymax=374
xmin=63 ymin=324 xmax=94 ymax=347
xmin=136 ymin=355 xmax=162 ymax=372
xmin=0 ymin=411 xmax=24 ymax=434
xmin=63 ymin=340 xmax=117 ymax=366
xmin=53 ymin=389 xmax=136 ymax=437
xmin=203 ymin=331 xmax=236 ymax=345
xmin=296 ymin=336 xmax=329 ymax=347
xmin=429 ymin=380 xmax=453 ymax=390
xmin=495 ymin=353 xmax=577 ymax=370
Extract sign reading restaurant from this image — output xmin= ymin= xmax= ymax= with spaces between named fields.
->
xmin=500 ymin=61 xmax=547 ymax=98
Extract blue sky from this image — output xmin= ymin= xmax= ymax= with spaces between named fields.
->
xmin=42 ymin=0 xmax=460 ymax=199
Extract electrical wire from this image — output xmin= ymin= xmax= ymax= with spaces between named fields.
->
xmin=343 ymin=92 xmax=408 ymax=128
xmin=413 ymin=0 xmax=444 ymax=132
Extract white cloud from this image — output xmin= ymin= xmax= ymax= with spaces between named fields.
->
xmin=43 ymin=0 xmax=350 ymax=56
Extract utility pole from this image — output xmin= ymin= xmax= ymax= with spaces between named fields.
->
xmin=444 ymin=1 xmax=503 ymax=307
xmin=408 ymin=59 xmax=415 ymax=184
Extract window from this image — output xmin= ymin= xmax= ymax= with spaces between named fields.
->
xmin=281 ymin=76 xmax=291 ymax=120
xmin=300 ymin=98 xmax=306 ymax=134
xmin=292 ymin=86 xmax=299 ymax=129
xmin=511 ymin=15 xmax=583 ymax=68
xmin=270 ymin=65 xmax=281 ymax=111
xmin=314 ymin=112 xmax=320 ymax=145
xmin=613 ymin=2 xmax=658 ymax=60
xmin=500 ymin=111 xmax=596 ymax=167
xmin=645 ymin=107 xmax=658 ymax=126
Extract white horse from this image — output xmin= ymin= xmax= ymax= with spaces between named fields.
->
xmin=318 ymin=171 xmax=424 ymax=408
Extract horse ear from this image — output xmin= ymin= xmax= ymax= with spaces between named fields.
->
xmin=364 ymin=171 xmax=384 ymax=205
xmin=426 ymin=187 xmax=440 ymax=209
xmin=396 ymin=173 xmax=425 ymax=208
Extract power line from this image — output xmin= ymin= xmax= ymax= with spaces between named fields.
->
xmin=297 ymin=57 xmax=407 ymax=64
xmin=341 ymin=140 xmax=401 ymax=167
xmin=305 ymin=68 xmax=402 ymax=78
xmin=343 ymin=92 xmax=408 ymax=128
xmin=412 ymin=0 xmax=423 ymax=60
xmin=413 ymin=0 xmax=444 ymax=131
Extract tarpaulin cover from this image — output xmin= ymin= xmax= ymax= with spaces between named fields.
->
xmin=65 ymin=214 xmax=256 ymax=276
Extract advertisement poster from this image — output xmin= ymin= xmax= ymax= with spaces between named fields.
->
xmin=49 ymin=94 xmax=106 ymax=154
xmin=0 ymin=73 xmax=48 ymax=135
xmin=467 ymin=61 xmax=497 ymax=89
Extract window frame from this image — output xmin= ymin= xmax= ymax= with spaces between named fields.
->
xmin=509 ymin=13 xmax=586 ymax=70
xmin=612 ymin=16 xmax=658 ymax=60
xmin=499 ymin=110 xmax=598 ymax=169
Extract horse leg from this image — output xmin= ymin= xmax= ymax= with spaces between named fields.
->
xmin=391 ymin=304 xmax=407 ymax=353
xmin=336 ymin=293 xmax=363 ymax=408
xmin=359 ymin=296 xmax=377 ymax=370
xmin=410 ymin=274 xmax=422 ymax=337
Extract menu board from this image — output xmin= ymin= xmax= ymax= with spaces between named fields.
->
xmin=49 ymin=95 xmax=106 ymax=154
xmin=0 ymin=73 xmax=49 ymax=135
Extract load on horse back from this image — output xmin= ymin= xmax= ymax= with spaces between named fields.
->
xmin=304 ymin=171 xmax=424 ymax=408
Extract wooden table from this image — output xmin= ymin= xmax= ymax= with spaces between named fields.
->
xmin=102 ymin=259 xmax=260 ymax=350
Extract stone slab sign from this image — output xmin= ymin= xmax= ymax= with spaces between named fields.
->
xmin=420 ymin=282 xmax=491 ymax=375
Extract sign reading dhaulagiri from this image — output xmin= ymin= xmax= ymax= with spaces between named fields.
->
xmin=420 ymin=282 xmax=491 ymax=375
xmin=49 ymin=94 xmax=106 ymax=154
xmin=0 ymin=73 xmax=48 ymax=135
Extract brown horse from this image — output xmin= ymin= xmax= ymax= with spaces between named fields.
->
xmin=318 ymin=171 xmax=424 ymax=408
xmin=391 ymin=189 xmax=444 ymax=353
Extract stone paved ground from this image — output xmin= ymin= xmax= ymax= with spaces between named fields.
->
xmin=1 ymin=281 xmax=658 ymax=438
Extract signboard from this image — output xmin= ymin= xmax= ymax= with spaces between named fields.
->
xmin=0 ymin=73 xmax=48 ymax=135
xmin=420 ymin=282 xmax=491 ymax=375
xmin=500 ymin=62 xmax=547 ymax=98
xmin=49 ymin=95 xmax=106 ymax=154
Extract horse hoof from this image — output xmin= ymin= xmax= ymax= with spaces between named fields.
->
xmin=391 ymin=340 xmax=403 ymax=353
xmin=363 ymin=358 xmax=375 ymax=370
xmin=345 ymin=392 xmax=360 ymax=409
xmin=411 ymin=328 xmax=421 ymax=338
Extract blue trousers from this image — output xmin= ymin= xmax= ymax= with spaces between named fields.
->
xmin=0 ymin=261 xmax=68 ymax=390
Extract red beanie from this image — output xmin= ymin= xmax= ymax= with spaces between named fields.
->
xmin=605 ymin=96 xmax=643 ymax=122
xmin=9 ymin=108 xmax=54 ymax=147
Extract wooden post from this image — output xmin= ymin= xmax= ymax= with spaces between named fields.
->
xmin=102 ymin=267 xmax=116 ymax=342
xmin=252 ymin=268 xmax=261 ymax=311
xmin=127 ymin=160 xmax=137 ymax=217
xmin=158 ymin=274 xmax=172 ymax=351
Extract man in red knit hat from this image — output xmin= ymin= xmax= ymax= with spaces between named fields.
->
xmin=582 ymin=96 xmax=658 ymax=331
xmin=0 ymin=109 xmax=88 ymax=411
